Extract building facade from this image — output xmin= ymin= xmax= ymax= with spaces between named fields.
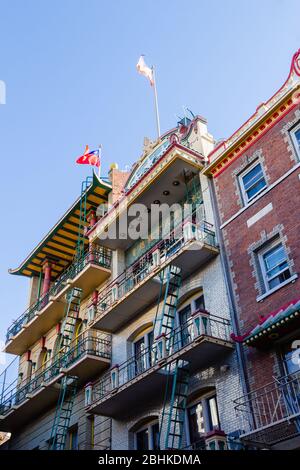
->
xmin=0 ymin=117 xmax=245 ymax=450
xmin=205 ymin=49 xmax=300 ymax=449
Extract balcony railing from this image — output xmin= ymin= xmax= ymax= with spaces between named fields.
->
xmin=234 ymin=371 xmax=300 ymax=443
xmin=6 ymin=247 xmax=112 ymax=343
xmin=0 ymin=331 xmax=111 ymax=417
xmin=87 ymin=312 xmax=231 ymax=407
xmin=93 ymin=219 xmax=217 ymax=323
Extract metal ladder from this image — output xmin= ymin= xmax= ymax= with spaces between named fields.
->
xmin=76 ymin=175 xmax=93 ymax=260
xmin=162 ymin=360 xmax=190 ymax=450
xmin=154 ymin=265 xmax=182 ymax=339
xmin=153 ymin=264 xmax=190 ymax=449
xmin=49 ymin=287 xmax=82 ymax=450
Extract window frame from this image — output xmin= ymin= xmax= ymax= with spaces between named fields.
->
xmin=134 ymin=419 xmax=159 ymax=450
xmin=290 ymin=121 xmax=300 ymax=159
xmin=187 ymin=392 xmax=220 ymax=446
xmin=258 ymin=239 xmax=291 ymax=293
xmin=238 ymin=160 xmax=267 ymax=204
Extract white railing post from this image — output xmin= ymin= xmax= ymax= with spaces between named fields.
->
xmin=85 ymin=382 xmax=93 ymax=407
xmin=111 ymin=365 xmax=119 ymax=390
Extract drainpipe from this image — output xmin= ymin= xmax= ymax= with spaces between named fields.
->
xmin=208 ymin=177 xmax=250 ymax=401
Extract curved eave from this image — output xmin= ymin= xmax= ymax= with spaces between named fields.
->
xmin=9 ymin=172 xmax=112 ymax=279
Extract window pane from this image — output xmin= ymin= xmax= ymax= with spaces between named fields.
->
xmin=241 ymin=163 xmax=266 ymax=200
xmin=295 ymin=128 xmax=300 ymax=149
xmin=242 ymin=164 xmax=263 ymax=189
xmin=195 ymin=295 xmax=205 ymax=311
xmin=188 ymin=402 xmax=205 ymax=444
xmin=151 ymin=423 xmax=160 ymax=450
xmin=263 ymin=244 xmax=289 ymax=279
xmin=134 ymin=338 xmax=146 ymax=374
xmin=179 ymin=305 xmax=192 ymax=326
xmin=246 ymin=178 xmax=266 ymax=199
xmin=208 ymin=396 xmax=220 ymax=429
xmin=136 ymin=428 xmax=149 ymax=450
xmin=282 ymin=343 xmax=300 ymax=375
xmin=268 ymin=269 xmax=291 ymax=289
xmin=262 ymin=243 xmax=291 ymax=290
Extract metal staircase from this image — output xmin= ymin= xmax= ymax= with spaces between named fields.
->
xmin=49 ymin=287 xmax=82 ymax=450
xmin=49 ymin=376 xmax=78 ymax=450
xmin=76 ymin=175 xmax=93 ymax=260
xmin=161 ymin=360 xmax=190 ymax=450
xmin=153 ymin=264 xmax=190 ymax=449
xmin=154 ymin=265 xmax=182 ymax=339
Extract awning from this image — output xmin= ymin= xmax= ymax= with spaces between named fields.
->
xmin=9 ymin=173 xmax=111 ymax=280
xmin=231 ymin=297 xmax=300 ymax=348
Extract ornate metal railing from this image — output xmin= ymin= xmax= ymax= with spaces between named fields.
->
xmin=93 ymin=218 xmax=217 ymax=323
xmin=86 ymin=312 xmax=231 ymax=407
xmin=6 ymin=247 xmax=112 ymax=342
xmin=0 ymin=331 xmax=111 ymax=417
xmin=234 ymin=371 xmax=300 ymax=440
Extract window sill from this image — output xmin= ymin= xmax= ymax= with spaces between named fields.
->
xmin=256 ymin=274 xmax=298 ymax=302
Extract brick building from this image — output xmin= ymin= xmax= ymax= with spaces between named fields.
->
xmin=205 ymin=49 xmax=300 ymax=449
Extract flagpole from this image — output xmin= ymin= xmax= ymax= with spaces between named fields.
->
xmin=98 ymin=145 xmax=101 ymax=178
xmin=152 ymin=66 xmax=161 ymax=138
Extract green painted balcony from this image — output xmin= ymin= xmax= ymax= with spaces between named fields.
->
xmin=85 ymin=312 xmax=233 ymax=418
xmin=90 ymin=219 xmax=218 ymax=332
xmin=0 ymin=330 xmax=111 ymax=432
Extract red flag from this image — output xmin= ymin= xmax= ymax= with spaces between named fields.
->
xmin=76 ymin=145 xmax=100 ymax=168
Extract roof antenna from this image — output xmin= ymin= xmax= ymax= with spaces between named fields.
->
xmin=187 ymin=108 xmax=195 ymax=119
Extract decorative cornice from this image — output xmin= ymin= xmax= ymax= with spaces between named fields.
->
xmin=205 ymin=49 xmax=300 ymax=178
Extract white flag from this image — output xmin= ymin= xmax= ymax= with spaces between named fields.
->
xmin=136 ymin=55 xmax=154 ymax=86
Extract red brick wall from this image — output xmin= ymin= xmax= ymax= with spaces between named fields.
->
xmin=214 ymin=105 xmax=300 ymax=389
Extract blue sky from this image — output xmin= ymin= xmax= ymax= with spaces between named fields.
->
xmin=0 ymin=0 xmax=299 ymax=369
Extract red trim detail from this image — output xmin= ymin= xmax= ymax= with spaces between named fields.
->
xmin=213 ymin=100 xmax=296 ymax=178
xmin=208 ymin=49 xmax=300 ymax=175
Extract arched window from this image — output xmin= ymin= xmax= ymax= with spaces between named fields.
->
xmin=75 ymin=320 xmax=83 ymax=345
xmin=131 ymin=417 xmax=160 ymax=450
xmin=186 ymin=389 xmax=220 ymax=449
xmin=177 ymin=290 xmax=205 ymax=346
xmin=36 ymin=348 xmax=49 ymax=374
xmin=129 ymin=324 xmax=154 ymax=377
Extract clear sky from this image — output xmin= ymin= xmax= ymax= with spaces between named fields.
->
xmin=0 ymin=0 xmax=299 ymax=369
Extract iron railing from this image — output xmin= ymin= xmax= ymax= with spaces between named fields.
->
xmin=88 ymin=312 xmax=231 ymax=406
xmin=0 ymin=331 xmax=111 ymax=417
xmin=234 ymin=371 xmax=300 ymax=440
xmin=94 ymin=219 xmax=217 ymax=323
xmin=6 ymin=247 xmax=112 ymax=342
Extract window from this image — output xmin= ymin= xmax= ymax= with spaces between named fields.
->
xmin=133 ymin=330 xmax=153 ymax=375
xmin=187 ymin=394 xmax=220 ymax=446
xmin=291 ymin=122 xmax=300 ymax=158
xmin=195 ymin=295 xmax=205 ymax=312
xmin=68 ymin=425 xmax=78 ymax=450
xmin=258 ymin=241 xmax=291 ymax=292
xmin=135 ymin=420 xmax=159 ymax=450
xmin=281 ymin=342 xmax=300 ymax=375
xmin=239 ymin=161 xmax=267 ymax=203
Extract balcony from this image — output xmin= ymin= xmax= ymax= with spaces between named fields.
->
xmin=0 ymin=330 xmax=111 ymax=432
xmin=5 ymin=247 xmax=112 ymax=355
xmin=85 ymin=312 xmax=233 ymax=418
xmin=234 ymin=371 xmax=300 ymax=449
xmin=91 ymin=220 xmax=218 ymax=332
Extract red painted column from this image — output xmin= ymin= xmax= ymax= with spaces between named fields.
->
xmin=42 ymin=260 xmax=52 ymax=297
xmin=87 ymin=209 xmax=97 ymax=228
